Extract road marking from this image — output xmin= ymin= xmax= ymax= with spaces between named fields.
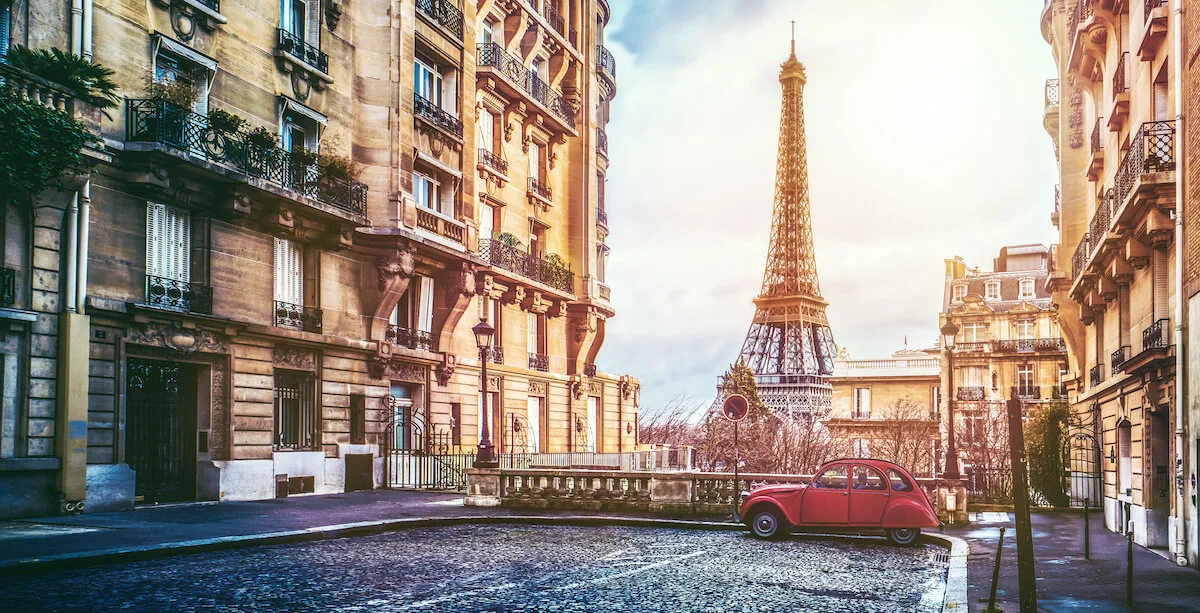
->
xmin=552 ymin=550 xmax=706 ymax=591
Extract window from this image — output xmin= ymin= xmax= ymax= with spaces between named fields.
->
xmin=416 ymin=276 xmax=435 ymax=336
xmin=1017 ymin=364 xmax=1034 ymax=394
xmin=478 ymin=107 xmax=496 ymax=154
xmin=961 ymin=365 xmax=986 ymax=388
xmin=852 ymin=465 xmax=886 ymax=489
xmin=526 ymin=396 xmax=542 ymax=453
xmin=962 ymin=322 xmax=989 ymax=342
xmin=414 ymin=56 xmax=457 ymax=115
xmin=1117 ymin=421 xmax=1132 ymax=496
xmin=1014 ymin=319 xmax=1036 ymax=340
xmin=155 ymin=50 xmax=209 ymax=115
xmin=529 ymin=141 xmax=542 ymax=183
xmin=852 ymin=439 xmax=870 ymax=459
xmin=0 ymin=2 xmax=11 ymax=60
xmin=886 ymin=468 xmax=914 ymax=492
xmin=480 ymin=20 xmax=496 ymax=46
xmin=281 ymin=0 xmax=319 ymax=47
xmin=1019 ymin=279 xmax=1035 ymax=299
xmin=952 ymin=284 xmax=966 ymax=301
xmin=488 ymin=297 xmax=503 ymax=346
xmin=812 ymin=465 xmax=848 ymax=489
xmin=962 ymin=411 xmax=984 ymax=447
xmin=852 ymin=387 xmax=871 ymax=419
xmin=350 ymin=394 xmax=366 ymax=445
xmin=985 ymin=282 xmax=1000 ymax=300
xmin=478 ymin=202 xmax=497 ymax=240
xmin=414 ymin=171 xmax=442 ymax=214
xmin=390 ymin=382 xmax=415 ymax=450
xmin=274 ymin=370 xmax=317 ymax=450
xmin=586 ymin=396 xmax=598 ymax=452
xmin=274 ymin=237 xmax=304 ymax=307
xmin=146 ymin=202 xmax=193 ymax=311
xmin=930 ymin=386 xmax=941 ymax=416
xmin=527 ymin=312 xmax=545 ymax=355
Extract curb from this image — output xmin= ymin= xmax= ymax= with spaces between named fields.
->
xmin=922 ymin=532 xmax=970 ymax=612
xmin=0 ymin=515 xmax=743 ymax=575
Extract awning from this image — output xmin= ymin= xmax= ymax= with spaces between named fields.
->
xmin=414 ymin=149 xmax=463 ymax=179
xmin=280 ymin=96 xmax=329 ymax=126
xmin=152 ymin=33 xmax=218 ymax=74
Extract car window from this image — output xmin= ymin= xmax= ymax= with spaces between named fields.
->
xmin=812 ymin=465 xmax=848 ymax=489
xmin=887 ymin=468 xmax=914 ymax=492
xmin=852 ymin=466 xmax=887 ymax=491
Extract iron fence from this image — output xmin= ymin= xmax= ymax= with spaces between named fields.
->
xmin=414 ymin=93 xmax=462 ymax=137
xmin=1111 ymin=345 xmax=1130 ymax=373
xmin=146 ymin=274 xmax=212 ymax=314
xmin=1089 ymin=364 xmax=1103 ymax=386
xmin=1113 ymin=52 xmax=1128 ymax=95
xmin=528 ymin=176 xmax=553 ymax=201
xmin=1072 ymin=234 xmax=1090 ymax=281
xmin=415 ymin=0 xmax=464 ymax=38
xmin=1044 ymin=78 xmax=1059 ymax=107
xmin=956 ymin=387 xmax=986 ymax=401
xmin=528 ymin=352 xmax=549 ymax=371
xmin=477 ymin=237 xmax=574 ymax=294
xmin=478 ymin=148 xmax=507 ymax=174
xmin=1115 ymin=120 xmax=1176 ymax=207
xmin=274 ymin=300 xmax=323 ymax=333
xmin=487 ymin=345 xmax=505 ymax=364
xmin=385 ymin=325 xmax=434 ymax=351
xmin=0 ymin=268 xmax=14 ymax=307
xmin=276 ymin=28 xmax=328 ymax=73
xmin=1091 ymin=117 xmax=1103 ymax=153
xmin=476 ymin=42 xmax=575 ymax=127
xmin=596 ymin=44 xmax=616 ymax=77
xmin=274 ymin=370 xmax=317 ymax=450
xmin=968 ymin=468 xmax=1052 ymax=506
xmin=1143 ymin=318 xmax=1169 ymax=350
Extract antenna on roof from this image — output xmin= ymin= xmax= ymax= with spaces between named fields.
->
xmin=791 ymin=20 xmax=796 ymax=55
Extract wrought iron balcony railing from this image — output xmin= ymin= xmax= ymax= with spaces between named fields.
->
xmin=596 ymin=45 xmax=616 ymax=78
xmin=1115 ymin=120 xmax=1176 ymax=207
xmin=1069 ymin=0 xmax=1093 ymax=36
xmin=195 ymin=0 xmax=219 ymax=10
xmin=146 ymin=275 xmax=212 ymax=314
xmin=1011 ymin=386 xmax=1040 ymax=400
xmin=414 ymin=93 xmax=462 ymax=138
xmin=276 ymin=28 xmax=328 ymax=74
xmin=415 ymin=0 xmax=464 ymax=39
xmin=1072 ymin=233 xmax=1090 ymax=281
xmin=125 ymin=99 xmax=367 ymax=215
xmin=993 ymin=338 xmax=1067 ymax=353
xmin=528 ymin=352 xmax=549 ymax=372
xmin=479 ymin=148 xmax=508 ymax=175
xmin=1091 ymin=117 xmax=1103 ymax=154
xmin=528 ymin=176 xmax=552 ymax=201
xmin=477 ymin=237 xmax=575 ymax=294
xmin=1145 ymin=0 xmax=1167 ymax=22
xmin=385 ymin=325 xmax=434 ymax=351
xmin=597 ymin=127 xmax=608 ymax=157
xmin=0 ymin=268 xmax=14 ymax=308
xmin=1044 ymin=78 xmax=1059 ymax=107
xmin=1111 ymin=345 xmax=1130 ymax=373
xmin=1089 ymin=190 xmax=1112 ymax=254
xmin=597 ymin=208 xmax=608 ymax=226
xmin=274 ymin=300 xmax=323 ymax=333
xmin=953 ymin=342 xmax=990 ymax=353
xmin=1051 ymin=383 xmax=1068 ymax=400
xmin=487 ymin=345 xmax=504 ymax=364
xmin=956 ymin=387 xmax=985 ymax=401
xmin=476 ymin=42 xmax=576 ymax=128
xmin=1113 ymin=52 xmax=1128 ymax=95
xmin=1143 ymin=318 xmax=1169 ymax=350
xmin=540 ymin=1 xmax=567 ymax=40
xmin=583 ymin=362 xmax=597 ymax=377
xmin=1089 ymin=363 xmax=1103 ymax=387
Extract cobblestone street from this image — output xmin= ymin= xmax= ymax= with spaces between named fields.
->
xmin=1 ymin=524 xmax=948 ymax=612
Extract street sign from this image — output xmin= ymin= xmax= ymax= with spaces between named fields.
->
xmin=722 ymin=394 xmax=750 ymax=422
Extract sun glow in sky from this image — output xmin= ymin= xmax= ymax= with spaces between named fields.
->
xmin=599 ymin=1 xmax=1058 ymax=414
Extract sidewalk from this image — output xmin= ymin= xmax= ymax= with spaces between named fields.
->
xmin=946 ymin=510 xmax=1200 ymax=612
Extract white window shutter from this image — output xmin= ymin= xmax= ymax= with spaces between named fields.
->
xmin=146 ymin=202 xmax=165 ymax=278
xmin=417 ymin=276 xmax=435 ymax=333
xmin=306 ymin=0 xmax=320 ymax=50
xmin=526 ymin=396 xmax=541 ymax=453
xmin=586 ymin=396 xmax=598 ymax=453
xmin=529 ymin=142 xmax=540 ymax=181
xmin=146 ymin=203 xmax=191 ymax=282
xmin=478 ymin=109 xmax=493 ymax=151
xmin=527 ymin=312 xmax=537 ymax=353
xmin=274 ymin=237 xmax=304 ymax=305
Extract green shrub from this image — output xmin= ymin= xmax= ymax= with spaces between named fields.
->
xmin=6 ymin=46 xmax=119 ymax=111
xmin=245 ymin=126 xmax=278 ymax=149
xmin=0 ymin=95 xmax=100 ymax=205
xmin=207 ymin=108 xmax=246 ymax=133
xmin=144 ymin=73 xmax=200 ymax=108
xmin=1027 ymin=401 xmax=1070 ymax=507
xmin=316 ymin=151 xmax=360 ymax=182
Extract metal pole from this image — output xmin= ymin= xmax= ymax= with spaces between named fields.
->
xmin=945 ymin=347 xmax=960 ymax=479
xmin=987 ymin=526 xmax=1006 ymax=612
xmin=1006 ymin=390 xmax=1037 ymax=612
xmin=733 ymin=420 xmax=740 ymax=522
xmin=475 ymin=344 xmax=497 ymax=468
xmin=1127 ymin=529 xmax=1134 ymax=607
xmin=1084 ymin=495 xmax=1090 ymax=560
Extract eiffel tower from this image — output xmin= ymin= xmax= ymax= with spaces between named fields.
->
xmin=727 ymin=30 xmax=837 ymax=420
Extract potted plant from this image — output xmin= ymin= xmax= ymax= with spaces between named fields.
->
xmin=245 ymin=126 xmax=278 ymax=149
xmin=496 ymin=232 xmax=522 ymax=248
xmin=6 ymin=46 xmax=119 ymax=114
xmin=207 ymin=108 xmax=246 ymax=133
xmin=243 ymin=127 xmax=278 ymax=177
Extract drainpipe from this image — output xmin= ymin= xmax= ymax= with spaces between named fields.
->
xmin=76 ymin=180 xmax=90 ymax=312
xmin=70 ymin=0 xmax=82 ymax=56
xmin=62 ymin=193 xmax=78 ymax=313
xmin=1172 ymin=0 xmax=1188 ymax=567
xmin=81 ymin=0 xmax=93 ymax=60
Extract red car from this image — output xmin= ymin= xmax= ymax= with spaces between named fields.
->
xmin=740 ymin=458 xmax=939 ymax=545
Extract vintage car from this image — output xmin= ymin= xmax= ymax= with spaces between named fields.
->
xmin=739 ymin=458 xmax=939 ymax=545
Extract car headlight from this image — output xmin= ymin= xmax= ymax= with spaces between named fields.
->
xmin=739 ymin=491 xmax=751 ymax=506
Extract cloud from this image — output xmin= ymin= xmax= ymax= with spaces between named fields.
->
xmin=600 ymin=1 xmax=1058 ymax=411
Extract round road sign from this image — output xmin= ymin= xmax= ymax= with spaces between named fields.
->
xmin=722 ymin=394 xmax=750 ymax=422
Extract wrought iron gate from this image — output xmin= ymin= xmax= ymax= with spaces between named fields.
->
xmin=383 ymin=395 xmax=470 ymax=490
xmin=126 ymin=358 xmax=189 ymax=503
xmin=1063 ymin=409 xmax=1103 ymax=508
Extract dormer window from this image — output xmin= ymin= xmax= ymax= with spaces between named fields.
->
xmin=952 ymin=285 xmax=966 ymax=301
xmin=985 ymin=282 xmax=1000 ymax=301
xmin=1019 ymin=279 xmax=1035 ymax=299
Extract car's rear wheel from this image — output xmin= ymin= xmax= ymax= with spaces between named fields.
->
xmin=749 ymin=508 xmax=786 ymax=540
xmin=887 ymin=527 xmax=919 ymax=546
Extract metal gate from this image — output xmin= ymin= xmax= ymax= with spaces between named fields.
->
xmin=1063 ymin=408 xmax=1103 ymax=508
xmin=383 ymin=395 xmax=471 ymax=490
xmin=126 ymin=358 xmax=189 ymax=503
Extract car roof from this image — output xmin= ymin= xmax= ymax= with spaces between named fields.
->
xmin=820 ymin=458 xmax=912 ymax=473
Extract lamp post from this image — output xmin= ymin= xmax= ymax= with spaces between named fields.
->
xmin=473 ymin=319 xmax=498 ymax=468
xmin=941 ymin=320 xmax=961 ymax=480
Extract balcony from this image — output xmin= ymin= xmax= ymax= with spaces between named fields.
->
xmin=476 ymin=42 xmax=576 ymax=132
xmin=583 ymin=362 xmax=597 ymax=377
xmin=952 ymin=342 xmax=990 ymax=354
xmin=415 ymin=207 xmax=465 ymax=244
xmin=1109 ymin=52 xmax=1130 ymax=131
xmin=276 ymin=28 xmax=328 ymax=75
xmin=125 ymin=99 xmax=367 ymax=217
xmin=1051 ymin=185 xmax=1061 ymax=228
xmin=1088 ymin=117 xmax=1104 ymax=180
xmin=145 ymin=275 xmax=212 ymax=314
xmin=528 ymin=352 xmax=549 ymax=372
xmin=1139 ymin=0 xmax=1168 ymax=60
xmin=597 ymin=127 xmax=609 ymax=159
xmin=528 ymin=176 xmax=553 ymax=205
xmin=539 ymin=1 xmax=575 ymax=45
xmin=385 ymin=325 xmax=434 ymax=351
xmin=956 ymin=387 xmax=985 ymax=401
xmin=1051 ymin=383 xmax=1068 ymax=400
xmin=1044 ymin=78 xmax=1059 ymax=107
xmin=274 ymin=301 xmax=323 ymax=333
xmin=414 ymin=93 xmax=463 ymax=139
xmin=596 ymin=44 xmax=616 ymax=100
xmin=415 ymin=0 xmax=464 ymax=40
xmin=0 ymin=268 xmax=14 ymax=308
xmin=1143 ymin=318 xmax=1169 ymax=350
xmin=597 ymin=208 xmax=608 ymax=227
xmin=994 ymin=338 xmax=1066 ymax=353
xmin=1114 ymin=120 xmax=1175 ymax=210
xmin=477 ymin=237 xmax=575 ymax=295
xmin=478 ymin=148 xmax=508 ymax=176
xmin=1111 ymin=345 xmax=1130 ymax=374
xmin=0 ymin=61 xmax=76 ymax=114
xmin=487 ymin=345 xmax=504 ymax=364
xmin=1089 ymin=364 xmax=1103 ymax=387
xmin=1044 ymin=78 xmax=1059 ymax=141
xmin=1011 ymin=386 xmax=1040 ymax=400
xmin=1067 ymin=0 xmax=1100 ymax=79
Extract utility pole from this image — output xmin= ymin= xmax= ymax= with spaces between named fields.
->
xmin=1006 ymin=389 xmax=1037 ymax=612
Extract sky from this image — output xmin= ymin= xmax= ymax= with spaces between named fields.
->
xmin=598 ymin=0 xmax=1059 ymax=416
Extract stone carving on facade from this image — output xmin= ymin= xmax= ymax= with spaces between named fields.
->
xmin=487 ymin=374 xmax=502 ymax=390
xmin=522 ymin=290 xmax=550 ymax=314
xmin=324 ymin=0 xmax=343 ymax=29
xmin=502 ymin=284 xmax=526 ymax=306
xmin=619 ymin=376 xmax=641 ymax=406
xmin=127 ymin=323 xmax=230 ymax=354
xmin=446 ymin=262 xmax=477 ymax=298
xmin=569 ymin=375 xmax=584 ymax=400
xmin=155 ymin=0 xmax=221 ymax=38
xmin=273 ymin=346 xmax=316 ymax=370
xmin=528 ymin=380 xmax=547 ymax=396
xmin=224 ymin=188 xmax=253 ymax=217
xmin=587 ymin=380 xmax=601 ymax=395
xmin=573 ymin=307 xmax=597 ymax=342
xmin=436 ymin=353 xmax=457 ymax=386
xmin=1068 ymin=77 xmax=1084 ymax=149
xmin=549 ymin=300 xmax=567 ymax=319
xmin=368 ymin=356 xmax=427 ymax=383
xmin=375 ymin=247 xmax=416 ymax=291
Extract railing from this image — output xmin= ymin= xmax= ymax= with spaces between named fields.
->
xmin=597 ymin=127 xmax=608 ymax=156
xmin=957 ymin=387 xmax=986 ymax=401
xmin=596 ymin=45 xmax=616 ymax=78
xmin=477 ymin=237 xmax=575 ymax=294
xmin=597 ymin=208 xmax=608 ymax=226
xmin=528 ymin=176 xmax=552 ymax=201
xmin=1089 ymin=190 xmax=1112 ymax=253
xmin=389 ymin=452 xmax=474 ymax=490
xmin=1072 ymin=234 xmax=1090 ymax=281
xmin=1091 ymin=117 xmax=1103 ymax=154
xmin=1142 ymin=318 xmax=1169 ymax=350
xmin=414 ymin=93 xmax=463 ymax=138
xmin=0 ymin=268 xmax=14 ymax=308
xmin=1089 ymin=364 xmax=1103 ymax=386
xmin=1145 ymin=0 xmax=1167 ymax=21
xmin=528 ymin=352 xmax=549 ymax=372
xmin=415 ymin=0 xmax=464 ymax=39
xmin=583 ymin=362 xmax=597 ymax=377
xmin=386 ymin=325 xmax=434 ymax=351
xmin=0 ymin=59 xmax=75 ymax=113
xmin=1069 ymin=0 xmax=1093 ymax=37
xmin=194 ymin=0 xmax=220 ymax=11
xmin=1044 ymin=78 xmax=1059 ymax=107
xmin=540 ymin=1 xmax=567 ymax=39
xmin=146 ymin=275 xmax=212 ymax=314
xmin=993 ymin=338 xmax=1067 ymax=353
xmin=276 ymin=28 xmax=328 ymax=74
xmin=1115 ymin=120 xmax=1176 ymax=208
xmin=274 ymin=300 xmax=323 ymax=333
xmin=478 ymin=147 xmax=507 ymax=175
xmin=1011 ymin=386 xmax=1040 ymax=400
xmin=126 ymin=99 xmax=367 ymax=215
xmin=597 ymin=282 xmax=611 ymax=300
xmin=476 ymin=42 xmax=576 ymax=127
xmin=1113 ymin=52 xmax=1128 ymax=95
xmin=953 ymin=342 xmax=990 ymax=353
xmin=1051 ymin=383 xmax=1068 ymax=400
xmin=487 ymin=345 xmax=504 ymax=364
xmin=414 ymin=207 xmax=465 ymax=244
xmin=502 ymin=450 xmax=694 ymax=472
xmin=1111 ymin=345 xmax=1130 ymax=373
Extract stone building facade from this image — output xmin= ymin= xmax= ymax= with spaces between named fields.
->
xmin=825 ymin=347 xmax=941 ymax=477
xmin=0 ymin=0 xmax=635 ymax=518
xmin=940 ymin=246 xmax=1068 ymax=480
xmin=1040 ymin=0 xmax=1188 ymax=560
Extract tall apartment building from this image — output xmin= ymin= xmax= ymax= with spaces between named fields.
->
xmin=1040 ymin=0 xmax=1188 ymax=562
xmin=0 ymin=0 xmax=635 ymax=518
xmin=940 ymin=246 xmax=1068 ymax=480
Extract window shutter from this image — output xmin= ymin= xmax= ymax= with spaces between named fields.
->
xmin=417 ymin=276 xmax=435 ymax=333
xmin=526 ymin=396 xmax=541 ymax=453
xmin=478 ymin=109 xmax=493 ymax=151
xmin=274 ymin=237 xmax=303 ymax=305
xmin=529 ymin=142 xmax=540 ymax=181
xmin=527 ymin=312 xmax=537 ymax=353
xmin=146 ymin=202 xmax=165 ymax=278
xmin=306 ymin=0 xmax=320 ymax=49
xmin=0 ymin=4 xmax=11 ymax=59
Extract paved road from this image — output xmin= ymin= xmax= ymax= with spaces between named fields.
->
xmin=0 ymin=524 xmax=948 ymax=612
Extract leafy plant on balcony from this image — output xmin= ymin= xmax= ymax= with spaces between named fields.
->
xmin=316 ymin=150 xmax=360 ymax=182
xmin=544 ymin=253 xmax=569 ymax=270
xmin=291 ymin=147 xmax=318 ymax=167
xmin=6 ymin=46 xmax=119 ymax=111
xmin=245 ymin=126 xmax=278 ymax=149
xmin=143 ymin=73 xmax=201 ymax=108
xmin=207 ymin=108 xmax=246 ymax=133
xmin=496 ymin=232 xmax=522 ymax=247
xmin=0 ymin=95 xmax=100 ymax=206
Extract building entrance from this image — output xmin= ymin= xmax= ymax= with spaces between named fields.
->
xmin=126 ymin=358 xmax=197 ymax=503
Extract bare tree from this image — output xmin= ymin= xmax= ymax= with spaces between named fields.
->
xmin=873 ymin=397 xmax=939 ymax=476
xmin=637 ymin=393 xmax=707 ymax=448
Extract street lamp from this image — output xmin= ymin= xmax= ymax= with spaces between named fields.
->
xmin=940 ymin=320 xmax=961 ymax=480
xmin=473 ymin=319 xmax=498 ymax=468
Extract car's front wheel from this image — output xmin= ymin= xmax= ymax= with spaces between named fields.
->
xmin=749 ymin=508 xmax=786 ymax=540
xmin=887 ymin=527 xmax=920 ymax=546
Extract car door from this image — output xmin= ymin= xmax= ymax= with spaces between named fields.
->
xmin=800 ymin=464 xmax=849 ymax=524
xmin=848 ymin=465 xmax=890 ymax=525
